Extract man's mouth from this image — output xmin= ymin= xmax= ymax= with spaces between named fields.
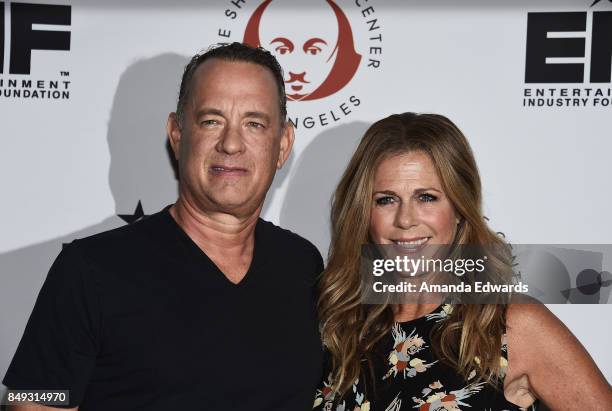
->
xmin=209 ymin=165 xmax=248 ymax=176
xmin=291 ymin=85 xmax=303 ymax=91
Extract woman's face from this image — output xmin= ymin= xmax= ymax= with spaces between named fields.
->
xmin=369 ymin=151 xmax=459 ymax=248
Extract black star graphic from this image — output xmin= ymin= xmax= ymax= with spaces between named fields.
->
xmin=118 ymin=200 xmax=148 ymax=224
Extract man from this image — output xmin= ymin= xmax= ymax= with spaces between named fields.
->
xmin=3 ymin=42 xmax=324 ymax=410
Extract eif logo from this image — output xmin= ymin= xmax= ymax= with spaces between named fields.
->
xmin=525 ymin=11 xmax=612 ymax=83
xmin=522 ymin=1 xmax=612 ymax=108
xmin=0 ymin=2 xmax=71 ymax=75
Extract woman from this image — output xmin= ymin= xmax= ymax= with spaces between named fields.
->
xmin=313 ymin=113 xmax=611 ymax=410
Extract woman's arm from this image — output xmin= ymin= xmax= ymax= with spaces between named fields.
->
xmin=505 ymin=303 xmax=612 ymax=410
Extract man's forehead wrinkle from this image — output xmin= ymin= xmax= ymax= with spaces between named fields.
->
xmin=194 ymin=97 xmax=272 ymax=118
xmin=191 ymin=82 xmax=275 ymax=115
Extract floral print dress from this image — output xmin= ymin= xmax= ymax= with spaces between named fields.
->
xmin=313 ymin=304 xmax=537 ymax=411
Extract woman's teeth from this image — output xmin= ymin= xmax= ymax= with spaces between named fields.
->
xmin=393 ymin=238 xmax=429 ymax=248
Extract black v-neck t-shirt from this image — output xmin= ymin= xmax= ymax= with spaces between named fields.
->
xmin=4 ymin=207 xmax=324 ymax=410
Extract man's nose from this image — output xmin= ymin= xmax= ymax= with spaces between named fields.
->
xmin=395 ymin=201 xmax=418 ymax=230
xmin=216 ymin=123 xmax=245 ymax=155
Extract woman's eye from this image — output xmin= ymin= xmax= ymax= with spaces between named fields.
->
xmin=375 ymin=196 xmax=396 ymax=206
xmin=418 ymin=193 xmax=437 ymax=202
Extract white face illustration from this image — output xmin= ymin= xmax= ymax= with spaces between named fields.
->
xmin=259 ymin=0 xmax=339 ymax=100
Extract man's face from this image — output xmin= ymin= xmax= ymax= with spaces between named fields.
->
xmin=259 ymin=1 xmax=339 ymax=100
xmin=168 ymin=59 xmax=293 ymax=217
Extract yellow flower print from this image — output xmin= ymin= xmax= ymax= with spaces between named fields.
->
xmin=426 ymin=392 xmax=444 ymax=403
xmin=429 ymin=380 xmax=443 ymax=389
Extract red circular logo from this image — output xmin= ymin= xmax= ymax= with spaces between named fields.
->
xmin=243 ymin=0 xmax=362 ymax=101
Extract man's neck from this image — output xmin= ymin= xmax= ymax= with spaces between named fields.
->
xmin=169 ymin=197 xmax=261 ymax=284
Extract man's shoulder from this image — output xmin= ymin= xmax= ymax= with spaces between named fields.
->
xmin=257 ymin=218 xmax=323 ymax=263
xmin=67 ymin=209 xmax=169 ymax=262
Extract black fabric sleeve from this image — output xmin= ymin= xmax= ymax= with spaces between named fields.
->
xmin=2 ymin=243 xmax=101 ymax=408
xmin=313 ymin=244 xmax=324 ymax=276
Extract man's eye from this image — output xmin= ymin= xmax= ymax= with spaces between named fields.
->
xmin=418 ymin=193 xmax=437 ymax=202
xmin=247 ymin=121 xmax=265 ymax=129
xmin=276 ymin=46 xmax=290 ymax=55
xmin=200 ymin=119 xmax=218 ymax=126
xmin=375 ymin=196 xmax=396 ymax=206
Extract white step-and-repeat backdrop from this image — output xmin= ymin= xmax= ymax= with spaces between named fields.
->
xmin=1 ymin=0 xmax=611 ymax=396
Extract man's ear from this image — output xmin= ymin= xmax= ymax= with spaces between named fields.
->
xmin=276 ymin=121 xmax=295 ymax=169
xmin=167 ymin=113 xmax=182 ymax=160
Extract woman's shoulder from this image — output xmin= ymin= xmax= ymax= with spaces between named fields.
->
xmin=505 ymin=302 xmax=574 ymax=353
xmin=505 ymin=302 xmax=577 ymax=372
xmin=504 ymin=302 xmax=612 ymax=408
